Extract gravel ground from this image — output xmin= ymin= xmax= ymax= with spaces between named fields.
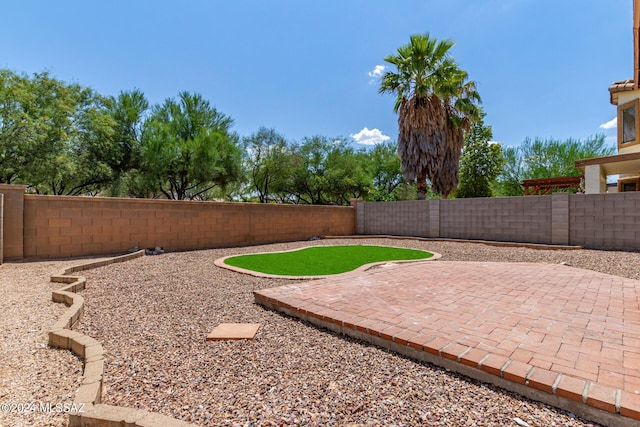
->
xmin=0 ymin=258 xmax=110 ymax=427
xmin=3 ymin=239 xmax=639 ymax=427
xmin=72 ymin=238 xmax=640 ymax=427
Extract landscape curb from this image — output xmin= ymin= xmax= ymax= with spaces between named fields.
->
xmin=47 ymin=250 xmax=196 ymax=427
xmin=214 ymin=244 xmax=442 ymax=279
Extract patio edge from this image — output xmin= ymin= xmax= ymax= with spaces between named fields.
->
xmin=253 ymin=292 xmax=640 ymax=427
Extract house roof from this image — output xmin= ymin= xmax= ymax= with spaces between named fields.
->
xmin=575 ymin=151 xmax=640 ymax=175
xmin=609 ymin=79 xmax=636 ymax=105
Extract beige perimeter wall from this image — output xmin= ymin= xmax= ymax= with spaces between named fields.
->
xmin=3 ymin=184 xmax=640 ymax=259
xmin=0 ymin=186 xmax=354 ymax=260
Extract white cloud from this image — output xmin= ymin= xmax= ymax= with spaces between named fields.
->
xmin=350 ymin=127 xmax=391 ymax=145
xmin=368 ymin=65 xmax=386 ymax=84
xmin=488 ymin=140 xmax=501 ymax=145
xmin=600 ymin=117 xmax=617 ymax=129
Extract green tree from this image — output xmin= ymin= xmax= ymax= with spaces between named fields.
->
xmin=104 ymin=89 xmax=150 ymax=196
xmin=289 ymin=136 xmax=370 ymax=205
xmin=492 ymin=146 xmax=524 ymax=197
xmin=379 ymin=33 xmax=481 ymax=199
xmin=242 ymin=127 xmax=294 ymax=203
xmin=365 ymin=141 xmax=407 ymax=201
xmin=0 ymin=69 xmax=123 ymax=195
xmin=494 ymin=135 xmax=615 ymax=196
xmin=139 ymin=91 xmax=242 ymax=200
xmin=107 ymin=89 xmax=149 ymax=171
xmin=456 ymin=112 xmax=504 ymax=198
xmin=25 ymin=73 xmax=119 ymax=195
xmin=0 ymin=69 xmax=39 ymax=184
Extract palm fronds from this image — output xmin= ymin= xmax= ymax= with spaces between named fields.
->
xmin=380 ymin=33 xmax=481 ymax=198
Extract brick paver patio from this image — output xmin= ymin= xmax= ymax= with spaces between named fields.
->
xmin=254 ymin=260 xmax=640 ymax=424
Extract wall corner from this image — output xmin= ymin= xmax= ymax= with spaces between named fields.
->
xmin=351 ymin=199 xmax=365 ymax=235
xmin=0 ymin=184 xmax=25 ymax=260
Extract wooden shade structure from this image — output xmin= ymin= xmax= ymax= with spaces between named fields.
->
xmin=521 ymin=176 xmax=583 ymax=196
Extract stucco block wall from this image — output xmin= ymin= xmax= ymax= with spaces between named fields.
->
xmin=570 ymin=192 xmax=640 ymax=250
xmin=362 ymin=200 xmax=431 ymax=237
xmin=439 ymin=196 xmax=552 ymax=244
xmin=356 ymin=193 xmax=640 ymax=250
xmin=359 ymin=196 xmax=553 ymax=244
xmin=21 ymin=195 xmax=355 ymax=259
xmin=5 ymin=183 xmax=640 ymax=258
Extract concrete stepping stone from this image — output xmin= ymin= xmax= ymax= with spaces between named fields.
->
xmin=206 ymin=323 xmax=261 ymax=341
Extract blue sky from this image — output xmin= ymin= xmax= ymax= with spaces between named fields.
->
xmin=0 ymin=1 xmax=633 ymax=148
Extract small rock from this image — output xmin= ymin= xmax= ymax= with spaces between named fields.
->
xmin=513 ymin=417 xmax=531 ymax=427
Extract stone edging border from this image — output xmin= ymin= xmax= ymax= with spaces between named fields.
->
xmin=322 ymin=235 xmax=584 ymax=250
xmin=47 ymin=250 xmax=196 ymax=427
xmin=214 ymin=245 xmax=442 ymax=279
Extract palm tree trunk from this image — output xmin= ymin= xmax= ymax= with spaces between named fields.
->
xmin=416 ymin=174 xmax=427 ymax=200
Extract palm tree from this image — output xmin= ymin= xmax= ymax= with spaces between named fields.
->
xmin=379 ymin=33 xmax=481 ymax=199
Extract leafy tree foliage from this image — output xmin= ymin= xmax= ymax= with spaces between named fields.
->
xmin=288 ymin=136 xmax=370 ymax=205
xmin=107 ymin=89 xmax=149 ymax=172
xmin=103 ymin=89 xmax=150 ymax=195
xmin=242 ymin=127 xmax=294 ymax=203
xmin=138 ymin=92 xmax=243 ymax=200
xmin=456 ymin=112 xmax=504 ymax=198
xmin=0 ymin=70 xmax=119 ymax=195
xmin=240 ymin=132 xmax=412 ymax=205
xmin=103 ymin=89 xmax=155 ymax=197
xmin=379 ymin=33 xmax=481 ymax=199
xmin=34 ymin=88 xmax=117 ymax=195
xmin=0 ymin=69 xmax=39 ymax=184
xmin=494 ymin=146 xmax=527 ymax=197
xmin=494 ymin=135 xmax=615 ymax=196
xmin=0 ymin=67 xmax=440 ymax=204
xmin=365 ymin=141 xmax=407 ymax=201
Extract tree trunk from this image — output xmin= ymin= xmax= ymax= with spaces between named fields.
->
xmin=416 ymin=175 xmax=427 ymax=200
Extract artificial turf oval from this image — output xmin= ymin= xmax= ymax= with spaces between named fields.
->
xmin=223 ymin=245 xmax=433 ymax=276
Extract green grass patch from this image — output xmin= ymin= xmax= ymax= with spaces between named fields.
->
xmin=223 ymin=245 xmax=433 ymax=276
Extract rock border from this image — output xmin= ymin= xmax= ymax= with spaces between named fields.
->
xmin=47 ymin=250 xmax=196 ymax=427
xmin=214 ymin=244 xmax=442 ymax=279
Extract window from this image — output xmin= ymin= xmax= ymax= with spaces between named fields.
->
xmin=622 ymin=105 xmax=636 ymax=142
xmin=618 ymin=99 xmax=640 ymax=148
xmin=617 ymin=176 xmax=640 ymax=192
